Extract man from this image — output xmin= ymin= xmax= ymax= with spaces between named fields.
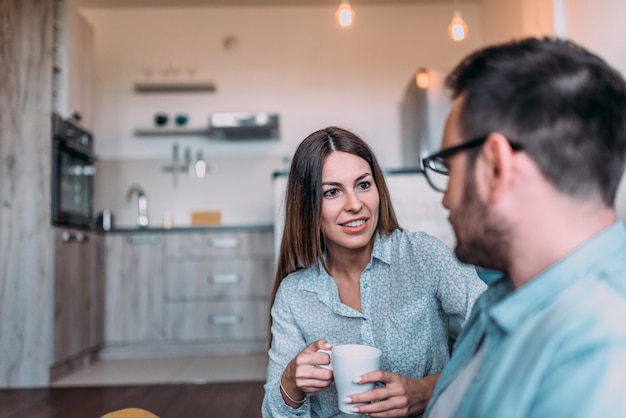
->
xmin=421 ymin=37 xmax=626 ymax=417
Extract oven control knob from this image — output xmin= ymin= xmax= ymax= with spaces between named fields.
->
xmin=61 ymin=231 xmax=73 ymax=242
xmin=76 ymin=232 xmax=86 ymax=243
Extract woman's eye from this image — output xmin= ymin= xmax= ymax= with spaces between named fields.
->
xmin=357 ymin=181 xmax=371 ymax=191
xmin=323 ymin=188 xmax=339 ymax=197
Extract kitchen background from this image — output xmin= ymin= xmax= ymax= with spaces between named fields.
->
xmin=85 ymin=1 xmax=626 ymax=227
xmin=88 ymin=2 xmax=484 ymax=227
xmin=2 ymin=0 xmax=626 ymax=389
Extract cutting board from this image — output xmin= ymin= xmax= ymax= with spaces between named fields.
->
xmin=191 ymin=211 xmax=221 ymax=226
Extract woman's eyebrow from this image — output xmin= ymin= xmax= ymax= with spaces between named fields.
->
xmin=355 ymin=172 xmax=373 ymax=182
xmin=322 ymin=172 xmax=372 ymax=186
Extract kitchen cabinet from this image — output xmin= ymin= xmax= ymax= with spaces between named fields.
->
xmin=52 ymin=228 xmax=94 ymax=366
xmin=53 ymin=0 xmax=94 ymax=130
xmin=104 ymin=233 xmax=165 ymax=345
xmin=101 ymin=227 xmax=274 ymax=358
xmin=163 ymin=229 xmax=274 ymax=354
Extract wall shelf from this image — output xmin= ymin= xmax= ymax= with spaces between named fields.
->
xmin=134 ymin=113 xmax=281 ymax=140
xmin=134 ymin=81 xmax=217 ymax=93
xmin=134 ymin=127 xmax=280 ymax=141
xmin=134 ymin=127 xmax=210 ymax=136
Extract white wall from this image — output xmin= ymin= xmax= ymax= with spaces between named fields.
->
xmin=563 ymin=0 xmax=626 ymax=219
xmin=521 ymin=0 xmax=556 ymax=37
xmin=83 ymin=4 xmax=484 ymax=226
xmin=564 ymin=0 xmax=626 ymax=77
xmin=479 ymin=0 xmax=524 ymax=44
xmin=479 ymin=0 xmax=555 ymax=45
xmin=84 ymin=5 xmax=482 ymax=165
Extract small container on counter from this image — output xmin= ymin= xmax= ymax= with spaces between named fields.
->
xmin=96 ymin=209 xmax=113 ymax=231
xmin=163 ymin=211 xmax=174 ymax=229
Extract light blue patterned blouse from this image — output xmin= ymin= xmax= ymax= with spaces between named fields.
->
xmin=262 ymin=229 xmax=486 ymax=418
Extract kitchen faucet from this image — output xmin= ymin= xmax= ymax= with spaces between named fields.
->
xmin=126 ymin=185 xmax=149 ymax=228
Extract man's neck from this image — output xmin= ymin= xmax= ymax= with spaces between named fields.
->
xmin=506 ymin=200 xmax=616 ymax=289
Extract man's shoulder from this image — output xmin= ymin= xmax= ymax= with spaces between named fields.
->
xmin=518 ymin=276 xmax=626 ymax=361
xmin=556 ymin=274 xmax=626 ymax=336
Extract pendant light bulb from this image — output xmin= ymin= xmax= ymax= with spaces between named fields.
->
xmin=336 ymin=0 xmax=355 ymax=28
xmin=415 ymin=68 xmax=430 ymax=89
xmin=448 ymin=10 xmax=468 ymax=41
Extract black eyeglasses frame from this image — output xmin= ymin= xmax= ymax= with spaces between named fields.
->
xmin=422 ymin=136 xmax=524 ymax=193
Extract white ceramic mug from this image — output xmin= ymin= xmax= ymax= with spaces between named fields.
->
xmin=318 ymin=344 xmax=382 ymax=415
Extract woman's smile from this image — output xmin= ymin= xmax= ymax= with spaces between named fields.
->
xmin=339 ymin=217 xmax=369 ymax=233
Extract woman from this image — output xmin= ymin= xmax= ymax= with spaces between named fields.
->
xmin=262 ymin=127 xmax=486 ymax=417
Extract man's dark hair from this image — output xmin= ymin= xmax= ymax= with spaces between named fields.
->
xmin=446 ymin=37 xmax=626 ymax=205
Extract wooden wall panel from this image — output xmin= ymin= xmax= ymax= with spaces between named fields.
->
xmin=0 ymin=0 xmax=55 ymax=387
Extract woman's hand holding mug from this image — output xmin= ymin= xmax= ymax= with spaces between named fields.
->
xmin=280 ymin=339 xmax=334 ymax=408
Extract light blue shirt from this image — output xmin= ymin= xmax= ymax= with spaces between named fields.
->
xmin=262 ymin=229 xmax=486 ymax=418
xmin=425 ymin=221 xmax=626 ymax=418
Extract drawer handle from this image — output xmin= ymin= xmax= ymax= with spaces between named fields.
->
xmin=208 ymin=237 xmax=241 ymax=249
xmin=210 ymin=274 xmax=241 ymax=284
xmin=210 ymin=314 xmax=242 ymax=325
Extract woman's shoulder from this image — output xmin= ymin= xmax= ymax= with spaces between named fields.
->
xmin=391 ymin=230 xmax=468 ymax=271
xmin=277 ymin=265 xmax=319 ymax=291
xmin=281 ymin=267 xmax=307 ymax=284
xmin=373 ymin=229 xmax=457 ymax=270
xmin=385 ymin=228 xmax=452 ymax=251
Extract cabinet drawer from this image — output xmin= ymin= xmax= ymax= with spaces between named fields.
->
xmin=164 ymin=258 xmax=273 ymax=300
xmin=164 ymin=300 xmax=269 ymax=342
xmin=166 ymin=231 xmax=273 ymax=258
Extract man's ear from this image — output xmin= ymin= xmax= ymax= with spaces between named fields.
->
xmin=479 ymin=133 xmax=516 ymax=204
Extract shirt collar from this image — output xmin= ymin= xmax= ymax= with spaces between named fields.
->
xmin=297 ymin=233 xmax=391 ymax=312
xmin=488 ymin=220 xmax=626 ymax=334
xmin=371 ymin=232 xmax=393 ymax=266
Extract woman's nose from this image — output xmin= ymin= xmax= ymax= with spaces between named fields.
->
xmin=344 ymin=191 xmax=363 ymax=212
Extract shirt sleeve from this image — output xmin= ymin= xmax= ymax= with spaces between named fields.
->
xmin=262 ymin=278 xmax=313 ymax=418
xmin=426 ymin=235 xmax=487 ymax=327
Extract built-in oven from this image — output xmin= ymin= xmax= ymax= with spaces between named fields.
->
xmin=51 ymin=113 xmax=95 ymax=229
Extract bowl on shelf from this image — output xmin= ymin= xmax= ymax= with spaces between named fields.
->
xmin=175 ymin=113 xmax=188 ymax=126
xmin=154 ymin=113 xmax=168 ymax=127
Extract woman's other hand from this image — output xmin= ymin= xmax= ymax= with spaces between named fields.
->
xmin=280 ymin=339 xmax=334 ymax=408
xmin=343 ymin=371 xmax=440 ymax=417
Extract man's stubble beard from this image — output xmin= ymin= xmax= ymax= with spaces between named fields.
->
xmin=452 ymin=171 xmax=511 ymax=272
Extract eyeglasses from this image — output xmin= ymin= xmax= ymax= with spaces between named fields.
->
xmin=422 ymin=136 xmax=524 ymax=193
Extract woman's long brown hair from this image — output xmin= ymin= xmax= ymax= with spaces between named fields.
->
xmin=268 ymin=127 xmax=401 ymax=345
